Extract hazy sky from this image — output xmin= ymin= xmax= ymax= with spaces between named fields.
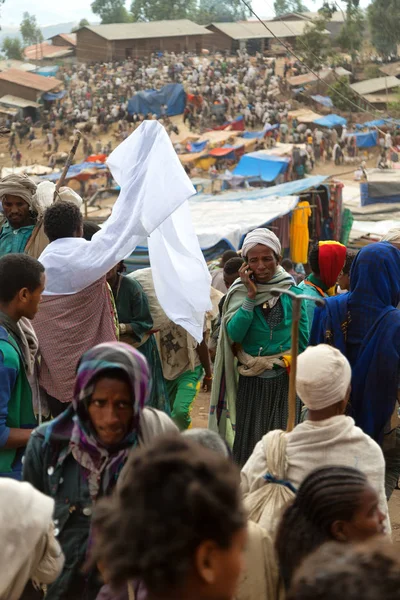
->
xmin=1 ymin=0 xmax=369 ymax=27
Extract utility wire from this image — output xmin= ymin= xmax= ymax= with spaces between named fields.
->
xmin=238 ymin=0 xmax=392 ymax=121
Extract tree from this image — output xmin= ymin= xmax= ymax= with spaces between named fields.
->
xmin=330 ymin=76 xmax=360 ymax=111
xmin=1 ymin=37 xmax=23 ymax=60
xmin=131 ymin=0 xmax=197 ymax=21
xmin=91 ymin=0 xmax=132 ymax=24
xmin=335 ymin=0 xmax=365 ymax=64
xmin=296 ymin=16 xmax=331 ymax=70
xmin=368 ymin=0 xmax=400 ymax=56
xmin=274 ymin=0 xmax=308 ymax=17
xmin=195 ymin=0 xmax=251 ymax=24
xmin=72 ymin=18 xmax=90 ymax=32
xmin=20 ymin=12 xmax=43 ymax=47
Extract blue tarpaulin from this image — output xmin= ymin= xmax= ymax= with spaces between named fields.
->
xmin=187 ymin=140 xmax=208 ymax=153
xmin=233 ymin=152 xmax=290 ymax=182
xmin=314 ymin=114 xmax=347 ymax=128
xmin=35 ymin=66 xmax=59 ymax=77
xmin=355 ymin=119 xmax=386 ymax=129
xmin=242 ymin=131 xmax=266 ymax=139
xmin=42 ymin=90 xmax=67 ymax=101
xmin=311 ymin=95 xmax=334 ymax=108
xmin=347 ymin=130 xmax=378 ymax=148
xmin=259 ymin=175 xmax=329 ymax=197
xmin=127 ymin=83 xmax=186 ymax=117
xmin=43 ymin=161 xmax=107 ymax=182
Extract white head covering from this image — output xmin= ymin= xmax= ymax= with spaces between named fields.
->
xmin=296 ymin=344 xmax=352 ymax=410
xmin=0 ymin=479 xmax=64 ymax=600
xmin=382 ymin=228 xmax=400 ymax=245
xmin=242 ymin=227 xmax=281 ymax=258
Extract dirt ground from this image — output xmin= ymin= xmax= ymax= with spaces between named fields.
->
xmin=192 ymin=390 xmax=400 ymax=545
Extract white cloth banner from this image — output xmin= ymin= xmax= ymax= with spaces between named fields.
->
xmin=148 ymin=201 xmax=211 ymax=343
xmin=40 ymin=121 xmax=211 ymax=340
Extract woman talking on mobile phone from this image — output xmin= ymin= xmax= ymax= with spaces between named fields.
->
xmin=209 ymin=228 xmax=309 ymax=466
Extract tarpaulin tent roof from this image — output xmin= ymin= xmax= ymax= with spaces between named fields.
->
xmin=43 ymin=161 xmax=107 ymax=182
xmin=208 ymin=144 xmax=244 ymax=158
xmin=258 ymin=175 xmax=329 ymax=197
xmin=355 ymin=119 xmax=387 ymax=129
xmin=43 ymin=90 xmax=67 ymax=101
xmin=197 ymin=130 xmax=241 ymax=145
xmin=186 ymin=140 xmax=208 ymax=153
xmin=127 ymin=83 xmax=186 ymax=117
xmin=314 ymin=114 xmax=347 ymax=128
xmin=35 ymin=66 xmax=59 ymax=77
xmin=347 ymin=130 xmax=378 ymax=148
xmin=242 ymin=130 xmax=266 ymax=139
xmin=288 ymin=108 xmax=322 ymax=123
xmin=233 ymin=151 xmax=290 ymax=182
xmin=213 ymin=115 xmax=244 ymax=132
xmin=311 ymin=95 xmax=333 ymax=108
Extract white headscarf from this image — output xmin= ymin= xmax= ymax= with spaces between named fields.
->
xmin=242 ymin=227 xmax=281 ymax=258
xmin=382 ymin=228 xmax=400 ymax=245
xmin=0 ymin=479 xmax=64 ymax=599
xmin=296 ymin=345 xmax=352 ymax=411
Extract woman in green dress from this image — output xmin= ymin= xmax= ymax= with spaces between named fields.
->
xmin=209 ymin=228 xmax=309 ymax=467
xmin=107 ymin=261 xmax=170 ymax=414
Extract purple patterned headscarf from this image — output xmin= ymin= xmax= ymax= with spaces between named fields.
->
xmin=46 ymin=342 xmax=152 ymax=499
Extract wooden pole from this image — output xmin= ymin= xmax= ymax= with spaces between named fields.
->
xmin=287 ymin=297 xmax=300 ymax=432
xmin=54 ymin=130 xmax=82 ymax=198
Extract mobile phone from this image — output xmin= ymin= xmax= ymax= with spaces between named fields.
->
xmin=244 ymin=259 xmax=256 ymax=281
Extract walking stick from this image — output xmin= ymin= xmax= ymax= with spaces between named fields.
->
xmin=54 ymin=130 xmax=82 ymax=198
xmin=270 ymin=288 xmax=325 ymax=432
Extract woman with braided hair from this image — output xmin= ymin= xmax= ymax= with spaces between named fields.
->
xmin=275 ymin=465 xmax=386 ymax=591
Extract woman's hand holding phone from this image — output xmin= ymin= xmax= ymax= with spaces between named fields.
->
xmin=239 ymin=262 xmax=257 ymax=300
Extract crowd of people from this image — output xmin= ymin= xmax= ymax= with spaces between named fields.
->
xmin=0 ymin=61 xmax=399 ymax=600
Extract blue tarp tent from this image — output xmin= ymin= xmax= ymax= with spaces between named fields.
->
xmin=355 ymin=119 xmax=386 ymax=130
xmin=347 ymin=130 xmax=378 ymax=148
xmin=187 ymin=140 xmax=208 ymax=153
xmin=233 ymin=152 xmax=290 ymax=182
xmin=242 ymin=131 xmax=266 ymax=139
xmin=314 ymin=114 xmax=347 ymax=128
xmin=259 ymin=175 xmax=329 ymax=197
xmin=43 ymin=161 xmax=107 ymax=182
xmin=35 ymin=66 xmax=59 ymax=77
xmin=311 ymin=95 xmax=334 ymax=108
xmin=127 ymin=83 xmax=186 ymax=117
xmin=43 ymin=90 xmax=67 ymax=101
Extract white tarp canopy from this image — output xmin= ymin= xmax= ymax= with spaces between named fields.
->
xmin=189 ymin=190 xmax=299 ymax=249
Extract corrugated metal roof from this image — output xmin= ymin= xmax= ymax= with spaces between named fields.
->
xmin=208 ymin=20 xmax=326 ymax=40
xmin=83 ymin=20 xmax=212 ymax=41
xmin=49 ymin=33 xmax=77 ymax=46
xmin=0 ymin=69 xmax=62 ymax=92
xmin=0 ymin=60 xmax=36 ymax=73
xmin=0 ymin=95 xmax=40 ymax=108
xmin=350 ymin=76 xmax=400 ymax=95
xmin=379 ymin=63 xmax=400 ymax=77
xmin=24 ymin=42 xmax=73 ymax=60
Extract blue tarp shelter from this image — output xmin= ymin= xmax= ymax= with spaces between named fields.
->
xmin=35 ymin=66 xmax=59 ymax=77
xmin=43 ymin=90 xmax=67 ymax=101
xmin=347 ymin=130 xmax=378 ymax=148
xmin=233 ymin=152 xmax=290 ymax=182
xmin=127 ymin=83 xmax=186 ymax=117
xmin=43 ymin=161 xmax=107 ymax=182
xmin=242 ymin=131 xmax=266 ymax=139
xmin=187 ymin=140 xmax=208 ymax=153
xmin=311 ymin=95 xmax=334 ymax=108
xmin=355 ymin=119 xmax=386 ymax=130
xmin=259 ymin=175 xmax=329 ymax=197
xmin=314 ymin=114 xmax=347 ymax=128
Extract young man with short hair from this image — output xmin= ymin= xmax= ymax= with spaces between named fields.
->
xmin=0 ymin=253 xmax=45 ymax=479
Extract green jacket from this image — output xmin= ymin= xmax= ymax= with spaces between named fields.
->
xmin=0 ymin=326 xmax=35 ymax=476
xmin=23 ymin=422 xmax=101 ymax=600
xmin=226 ymin=286 xmax=309 ymax=357
xmin=297 ymin=274 xmax=328 ymax=334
